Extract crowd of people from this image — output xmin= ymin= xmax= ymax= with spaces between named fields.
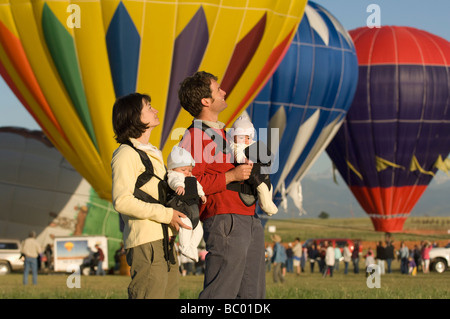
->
xmin=263 ymin=236 xmax=444 ymax=282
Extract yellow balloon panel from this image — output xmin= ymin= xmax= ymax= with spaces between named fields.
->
xmin=137 ymin=2 xmax=177 ymax=148
xmin=72 ymin=1 xmax=117 ymax=173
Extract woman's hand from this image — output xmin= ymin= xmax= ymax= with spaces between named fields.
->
xmin=170 ymin=210 xmax=191 ymax=232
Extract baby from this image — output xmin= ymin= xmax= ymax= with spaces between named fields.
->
xmin=167 ymin=146 xmax=206 ymax=262
xmin=230 ymin=116 xmax=278 ymax=216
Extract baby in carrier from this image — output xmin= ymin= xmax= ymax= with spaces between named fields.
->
xmin=230 ymin=116 xmax=278 ymax=216
xmin=166 ymin=146 xmax=206 ymax=262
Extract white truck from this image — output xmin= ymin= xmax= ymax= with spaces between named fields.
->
xmin=429 ymin=244 xmax=450 ymax=273
xmin=0 ymin=239 xmax=24 ymax=274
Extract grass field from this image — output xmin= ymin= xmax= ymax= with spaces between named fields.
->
xmin=1 ymin=270 xmax=449 ymax=299
xmin=1 ymin=217 xmax=448 ymax=299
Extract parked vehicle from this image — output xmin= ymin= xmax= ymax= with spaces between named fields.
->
xmin=429 ymin=244 xmax=450 ymax=273
xmin=0 ymin=239 xmax=24 ymax=274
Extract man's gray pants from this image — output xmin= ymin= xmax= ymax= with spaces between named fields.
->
xmin=199 ymin=213 xmax=266 ymax=299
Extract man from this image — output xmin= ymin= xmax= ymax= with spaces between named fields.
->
xmin=178 ymin=71 xmax=266 ymax=299
xmin=384 ymin=240 xmax=395 ymax=274
xmin=324 ymin=241 xmax=335 ymax=278
xmin=292 ymin=237 xmax=302 ymax=275
xmin=21 ymin=231 xmax=41 ymax=285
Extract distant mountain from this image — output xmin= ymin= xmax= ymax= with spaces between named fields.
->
xmin=273 ymin=168 xmax=450 ymax=219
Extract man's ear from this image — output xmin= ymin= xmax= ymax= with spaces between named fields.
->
xmin=201 ymin=97 xmax=210 ymax=107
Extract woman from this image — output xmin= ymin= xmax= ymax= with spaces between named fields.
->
xmin=421 ymin=241 xmax=432 ymax=273
xmin=111 ymin=93 xmax=189 ymax=299
xmin=343 ymin=242 xmax=352 ymax=275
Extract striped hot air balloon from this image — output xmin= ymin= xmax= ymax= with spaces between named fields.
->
xmin=326 ymin=26 xmax=450 ymax=232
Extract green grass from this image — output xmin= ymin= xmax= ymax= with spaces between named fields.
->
xmin=1 ymin=269 xmax=449 ymax=299
xmin=2 ymin=217 xmax=447 ymax=299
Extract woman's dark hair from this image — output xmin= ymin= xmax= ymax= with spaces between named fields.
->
xmin=178 ymin=71 xmax=218 ymax=117
xmin=112 ymin=93 xmax=151 ymax=144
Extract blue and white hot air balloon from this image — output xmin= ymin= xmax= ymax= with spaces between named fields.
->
xmin=246 ymin=1 xmax=358 ymax=215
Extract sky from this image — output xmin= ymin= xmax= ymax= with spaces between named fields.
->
xmin=0 ymin=0 xmax=449 ymax=177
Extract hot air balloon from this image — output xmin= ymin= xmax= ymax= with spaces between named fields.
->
xmin=64 ymin=241 xmax=74 ymax=252
xmin=326 ymin=26 xmax=450 ymax=232
xmin=0 ymin=0 xmax=308 ymax=201
xmin=245 ymin=1 xmax=358 ymax=214
xmin=0 ymin=127 xmax=122 ymax=251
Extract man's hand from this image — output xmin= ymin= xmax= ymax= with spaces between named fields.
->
xmin=225 ymin=163 xmax=253 ymax=184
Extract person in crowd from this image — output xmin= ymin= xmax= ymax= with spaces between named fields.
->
xmin=364 ymin=249 xmax=376 ymax=278
xmin=308 ymin=243 xmax=319 ymax=273
xmin=21 ymin=231 xmax=42 ymax=285
xmin=421 ymin=241 xmax=432 ymax=273
xmin=292 ymin=238 xmax=303 ymax=275
xmin=301 ymin=245 xmax=308 ymax=273
xmin=413 ymin=243 xmax=423 ymax=273
xmin=265 ymin=243 xmax=273 ymax=272
xmin=334 ymin=244 xmax=342 ymax=271
xmin=384 ymin=240 xmax=395 ymax=274
xmin=376 ymin=241 xmax=386 ymax=275
xmin=44 ymin=243 xmax=53 ymax=272
xmin=285 ymin=243 xmax=294 ymax=273
xmin=114 ymin=242 xmax=125 ymax=272
xmin=399 ymin=241 xmax=410 ymax=274
xmin=408 ymin=255 xmax=417 ymax=276
xmin=352 ymin=240 xmax=360 ymax=274
xmin=323 ymin=241 xmax=335 ymax=278
xmin=318 ymin=242 xmax=326 ymax=273
xmin=271 ymin=234 xmax=286 ymax=283
xmin=95 ymin=243 xmax=105 ymax=276
xmin=343 ymin=242 xmax=352 ymax=275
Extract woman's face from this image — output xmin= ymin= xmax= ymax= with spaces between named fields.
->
xmin=140 ymin=98 xmax=159 ymax=128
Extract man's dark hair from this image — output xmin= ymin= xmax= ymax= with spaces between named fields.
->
xmin=112 ymin=93 xmax=151 ymax=144
xmin=178 ymin=71 xmax=218 ymax=118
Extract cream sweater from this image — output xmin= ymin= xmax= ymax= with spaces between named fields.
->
xmin=111 ymin=138 xmax=174 ymax=249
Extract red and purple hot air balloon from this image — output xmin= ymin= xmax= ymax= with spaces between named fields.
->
xmin=326 ymin=26 xmax=450 ymax=232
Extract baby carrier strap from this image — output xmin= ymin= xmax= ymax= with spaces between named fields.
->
xmin=186 ymin=121 xmax=233 ymax=155
xmin=244 ymin=140 xmax=273 ymax=166
xmin=122 ymin=140 xmax=175 ymax=271
xmin=182 ymin=176 xmax=200 ymax=204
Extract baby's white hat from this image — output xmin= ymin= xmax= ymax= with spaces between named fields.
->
xmin=167 ymin=146 xmax=195 ymax=170
xmin=231 ymin=116 xmax=255 ymax=139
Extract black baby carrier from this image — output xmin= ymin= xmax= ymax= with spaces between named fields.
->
xmin=166 ymin=176 xmax=201 ymax=229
